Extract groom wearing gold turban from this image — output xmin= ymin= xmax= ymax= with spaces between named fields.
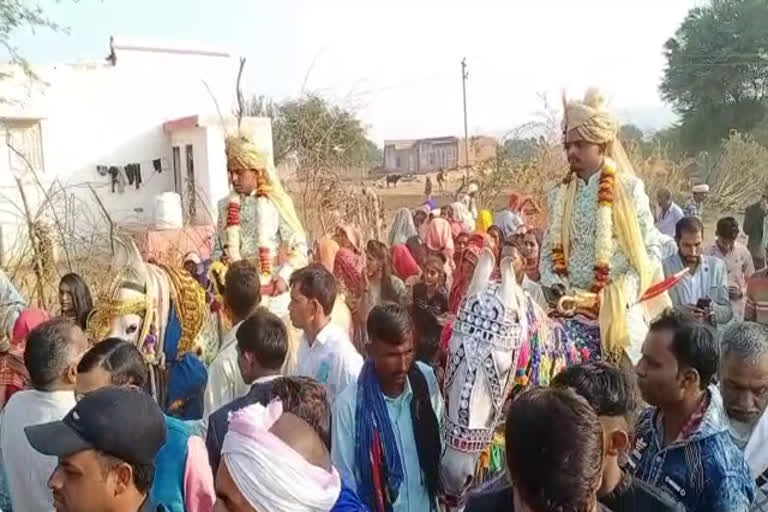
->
xmin=214 ymin=136 xmax=308 ymax=309
xmin=540 ymin=88 xmax=663 ymax=366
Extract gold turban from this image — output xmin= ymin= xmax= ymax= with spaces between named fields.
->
xmin=226 ymin=136 xmax=270 ymax=172
xmin=562 ymin=88 xmax=619 ymax=145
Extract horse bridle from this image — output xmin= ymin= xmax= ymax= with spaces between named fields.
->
xmin=442 ymin=284 xmax=523 ymax=454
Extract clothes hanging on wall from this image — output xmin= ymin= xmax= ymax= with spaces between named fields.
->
xmin=125 ymin=163 xmax=142 ymax=189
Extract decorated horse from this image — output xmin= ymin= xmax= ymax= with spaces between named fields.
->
xmin=439 ymin=249 xmax=582 ymax=509
xmin=86 ymin=237 xmax=221 ymax=420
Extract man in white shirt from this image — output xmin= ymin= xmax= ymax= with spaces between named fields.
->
xmin=655 ymin=187 xmax=684 ymax=238
xmin=0 ymin=317 xmax=88 ymax=512
xmin=289 ymin=264 xmax=363 ymax=402
xmin=202 ymin=260 xmax=262 ymax=430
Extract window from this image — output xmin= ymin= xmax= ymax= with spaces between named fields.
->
xmin=5 ymin=120 xmax=43 ymax=180
xmin=396 ymin=156 xmax=401 ymax=168
xmin=185 ymin=144 xmax=196 ymax=221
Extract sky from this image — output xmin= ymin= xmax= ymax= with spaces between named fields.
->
xmin=13 ymin=0 xmax=704 ymax=144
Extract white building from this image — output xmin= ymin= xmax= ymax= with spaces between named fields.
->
xmin=0 ymin=37 xmax=270 ymax=264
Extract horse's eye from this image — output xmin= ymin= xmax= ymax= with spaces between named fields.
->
xmin=126 ymin=324 xmax=138 ymax=335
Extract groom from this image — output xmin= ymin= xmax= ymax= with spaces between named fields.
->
xmin=540 ymin=88 xmax=662 ymax=366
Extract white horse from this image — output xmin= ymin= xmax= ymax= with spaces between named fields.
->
xmin=87 ymin=238 xmax=219 ymax=419
xmin=439 ymin=249 xmax=580 ymax=507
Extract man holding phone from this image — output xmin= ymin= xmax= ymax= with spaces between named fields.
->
xmin=663 ymin=217 xmax=733 ymax=327
xmin=704 ymin=217 xmax=754 ymax=321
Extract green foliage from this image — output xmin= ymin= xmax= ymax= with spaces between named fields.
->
xmin=246 ymin=93 xmax=380 ymax=169
xmin=619 ymin=124 xmax=644 ymax=144
xmin=661 ymin=0 xmax=768 ymax=151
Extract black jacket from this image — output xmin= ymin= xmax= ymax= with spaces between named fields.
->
xmin=464 ymin=475 xmax=683 ymax=512
xmin=205 ymin=380 xmax=275 ymax=472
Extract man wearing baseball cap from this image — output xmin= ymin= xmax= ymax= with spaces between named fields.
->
xmin=25 ymin=387 xmax=168 ymax=512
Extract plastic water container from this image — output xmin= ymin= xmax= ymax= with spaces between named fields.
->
xmin=153 ymin=192 xmax=183 ymax=230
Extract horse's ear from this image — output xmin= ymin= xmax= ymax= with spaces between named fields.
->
xmin=466 ymin=248 xmax=495 ymax=297
xmin=499 ymin=256 xmax=521 ymax=311
xmin=112 ymin=235 xmax=147 ymax=281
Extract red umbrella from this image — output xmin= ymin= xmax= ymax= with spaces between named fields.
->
xmin=637 ymin=268 xmax=690 ymax=304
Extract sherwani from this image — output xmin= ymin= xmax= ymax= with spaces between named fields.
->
xmin=540 ymin=171 xmax=661 ymax=364
xmin=214 ymin=195 xmax=307 ymax=316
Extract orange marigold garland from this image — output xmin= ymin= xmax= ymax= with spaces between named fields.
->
xmin=550 ymin=159 xmax=616 ymax=296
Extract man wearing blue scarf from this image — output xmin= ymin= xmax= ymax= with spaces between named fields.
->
xmin=332 ymin=303 xmax=443 ymax=512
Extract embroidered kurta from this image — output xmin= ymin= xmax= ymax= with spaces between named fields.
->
xmin=213 ymin=195 xmax=307 ymax=284
xmin=540 ymin=171 xmax=661 ymax=364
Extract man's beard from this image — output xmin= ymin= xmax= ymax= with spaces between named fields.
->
xmin=728 ymin=417 xmax=755 ymax=449
xmin=682 ymin=253 xmax=701 ymax=266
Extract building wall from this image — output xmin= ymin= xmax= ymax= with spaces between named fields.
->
xmin=417 ymin=140 xmax=457 ymax=172
xmin=0 ymin=43 xmax=239 ymax=263
xmin=458 ymin=136 xmax=498 ymax=167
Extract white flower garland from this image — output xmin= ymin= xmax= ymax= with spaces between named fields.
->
xmin=549 ymin=158 xmax=616 ymax=292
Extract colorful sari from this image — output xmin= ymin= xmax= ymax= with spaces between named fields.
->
xmin=476 ymin=209 xmax=493 ymax=233
xmin=0 ymin=308 xmax=49 ymax=407
xmin=391 ymin=245 xmax=421 ymax=280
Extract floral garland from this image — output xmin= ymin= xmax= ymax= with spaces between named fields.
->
xmin=550 ymin=158 xmax=616 ymax=295
xmin=224 ymin=172 xmax=274 ymax=278
xmin=225 ymin=193 xmax=242 ymax=262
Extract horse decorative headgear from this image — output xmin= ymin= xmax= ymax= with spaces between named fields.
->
xmin=442 ymin=248 xmax=526 ymax=453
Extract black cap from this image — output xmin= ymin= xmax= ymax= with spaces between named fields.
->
xmin=25 ymin=387 xmax=167 ymax=465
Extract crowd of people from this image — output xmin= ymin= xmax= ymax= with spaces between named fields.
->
xmin=5 ymin=87 xmax=768 ymax=512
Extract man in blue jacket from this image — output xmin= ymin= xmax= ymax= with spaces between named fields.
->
xmin=631 ymin=309 xmax=755 ymax=511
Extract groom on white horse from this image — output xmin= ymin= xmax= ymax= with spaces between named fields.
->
xmin=540 ymin=88 xmax=663 ymax=367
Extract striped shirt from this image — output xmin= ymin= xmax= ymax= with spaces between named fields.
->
xmin=746 ymin=270 xmax=768 ymax=325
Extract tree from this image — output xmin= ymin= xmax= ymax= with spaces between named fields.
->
xmin=246 ymin=94 xmax=378 ymax=168
xmin=619 ymin=124 xmax=644 ymax=145
xmin=246 ymin=93 xmax=382 ymax=238
xmin=0 ymin=1 xmax=65 ymax=81
xmin=660 ymin=0 xmax=768 ymax=151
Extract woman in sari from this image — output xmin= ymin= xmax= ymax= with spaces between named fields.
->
xmin=0 ymin=308 xmax=49 ymax=408
xmin=313 ymin=235 xmax=340 ymax=273
xmin=59 ymin=273 xmax=93 ymax=330
xmin=334 ymin=224 xmax=363 ymax=254
xmin=406 ymin=235 xmax=427 ymax=268
xmin=454 ymin=232 xmax=470 ymax=267
xmin=442 ymin=204 xmax=462 ymax=238
xmin=333 ymin=243 xmax=366 ymax=352
xmin=364 ymin=240 xmax=407 ymax=307
xmin=388 ymin=207 xmax=418 ymax=247
xmin=425 ymin=217 xmax=455 ymax=286
xmin=391 ymin=244 xmax=421 ymax=281
xmin=448 ymin=245 xmax=481 ymax=314
xmin=451 ymin=201 xmax=475 ymax=233
xmin=522 ymin=227 xmax=543 ymax=282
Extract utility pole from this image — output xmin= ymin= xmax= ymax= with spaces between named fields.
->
xmin=461 ymin=58 xmax=470 ymax=181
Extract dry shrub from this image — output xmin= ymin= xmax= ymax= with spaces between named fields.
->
xmin=626 ymin=141 xmax=692 ymax=204
xmin=708 ymin=131 xmax=768 ymax=211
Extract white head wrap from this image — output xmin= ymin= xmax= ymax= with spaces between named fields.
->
xmin=692 ymin=184 xmax=710 ymax=193
xmin=221 ymin=400 xmax=341 ymax=512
